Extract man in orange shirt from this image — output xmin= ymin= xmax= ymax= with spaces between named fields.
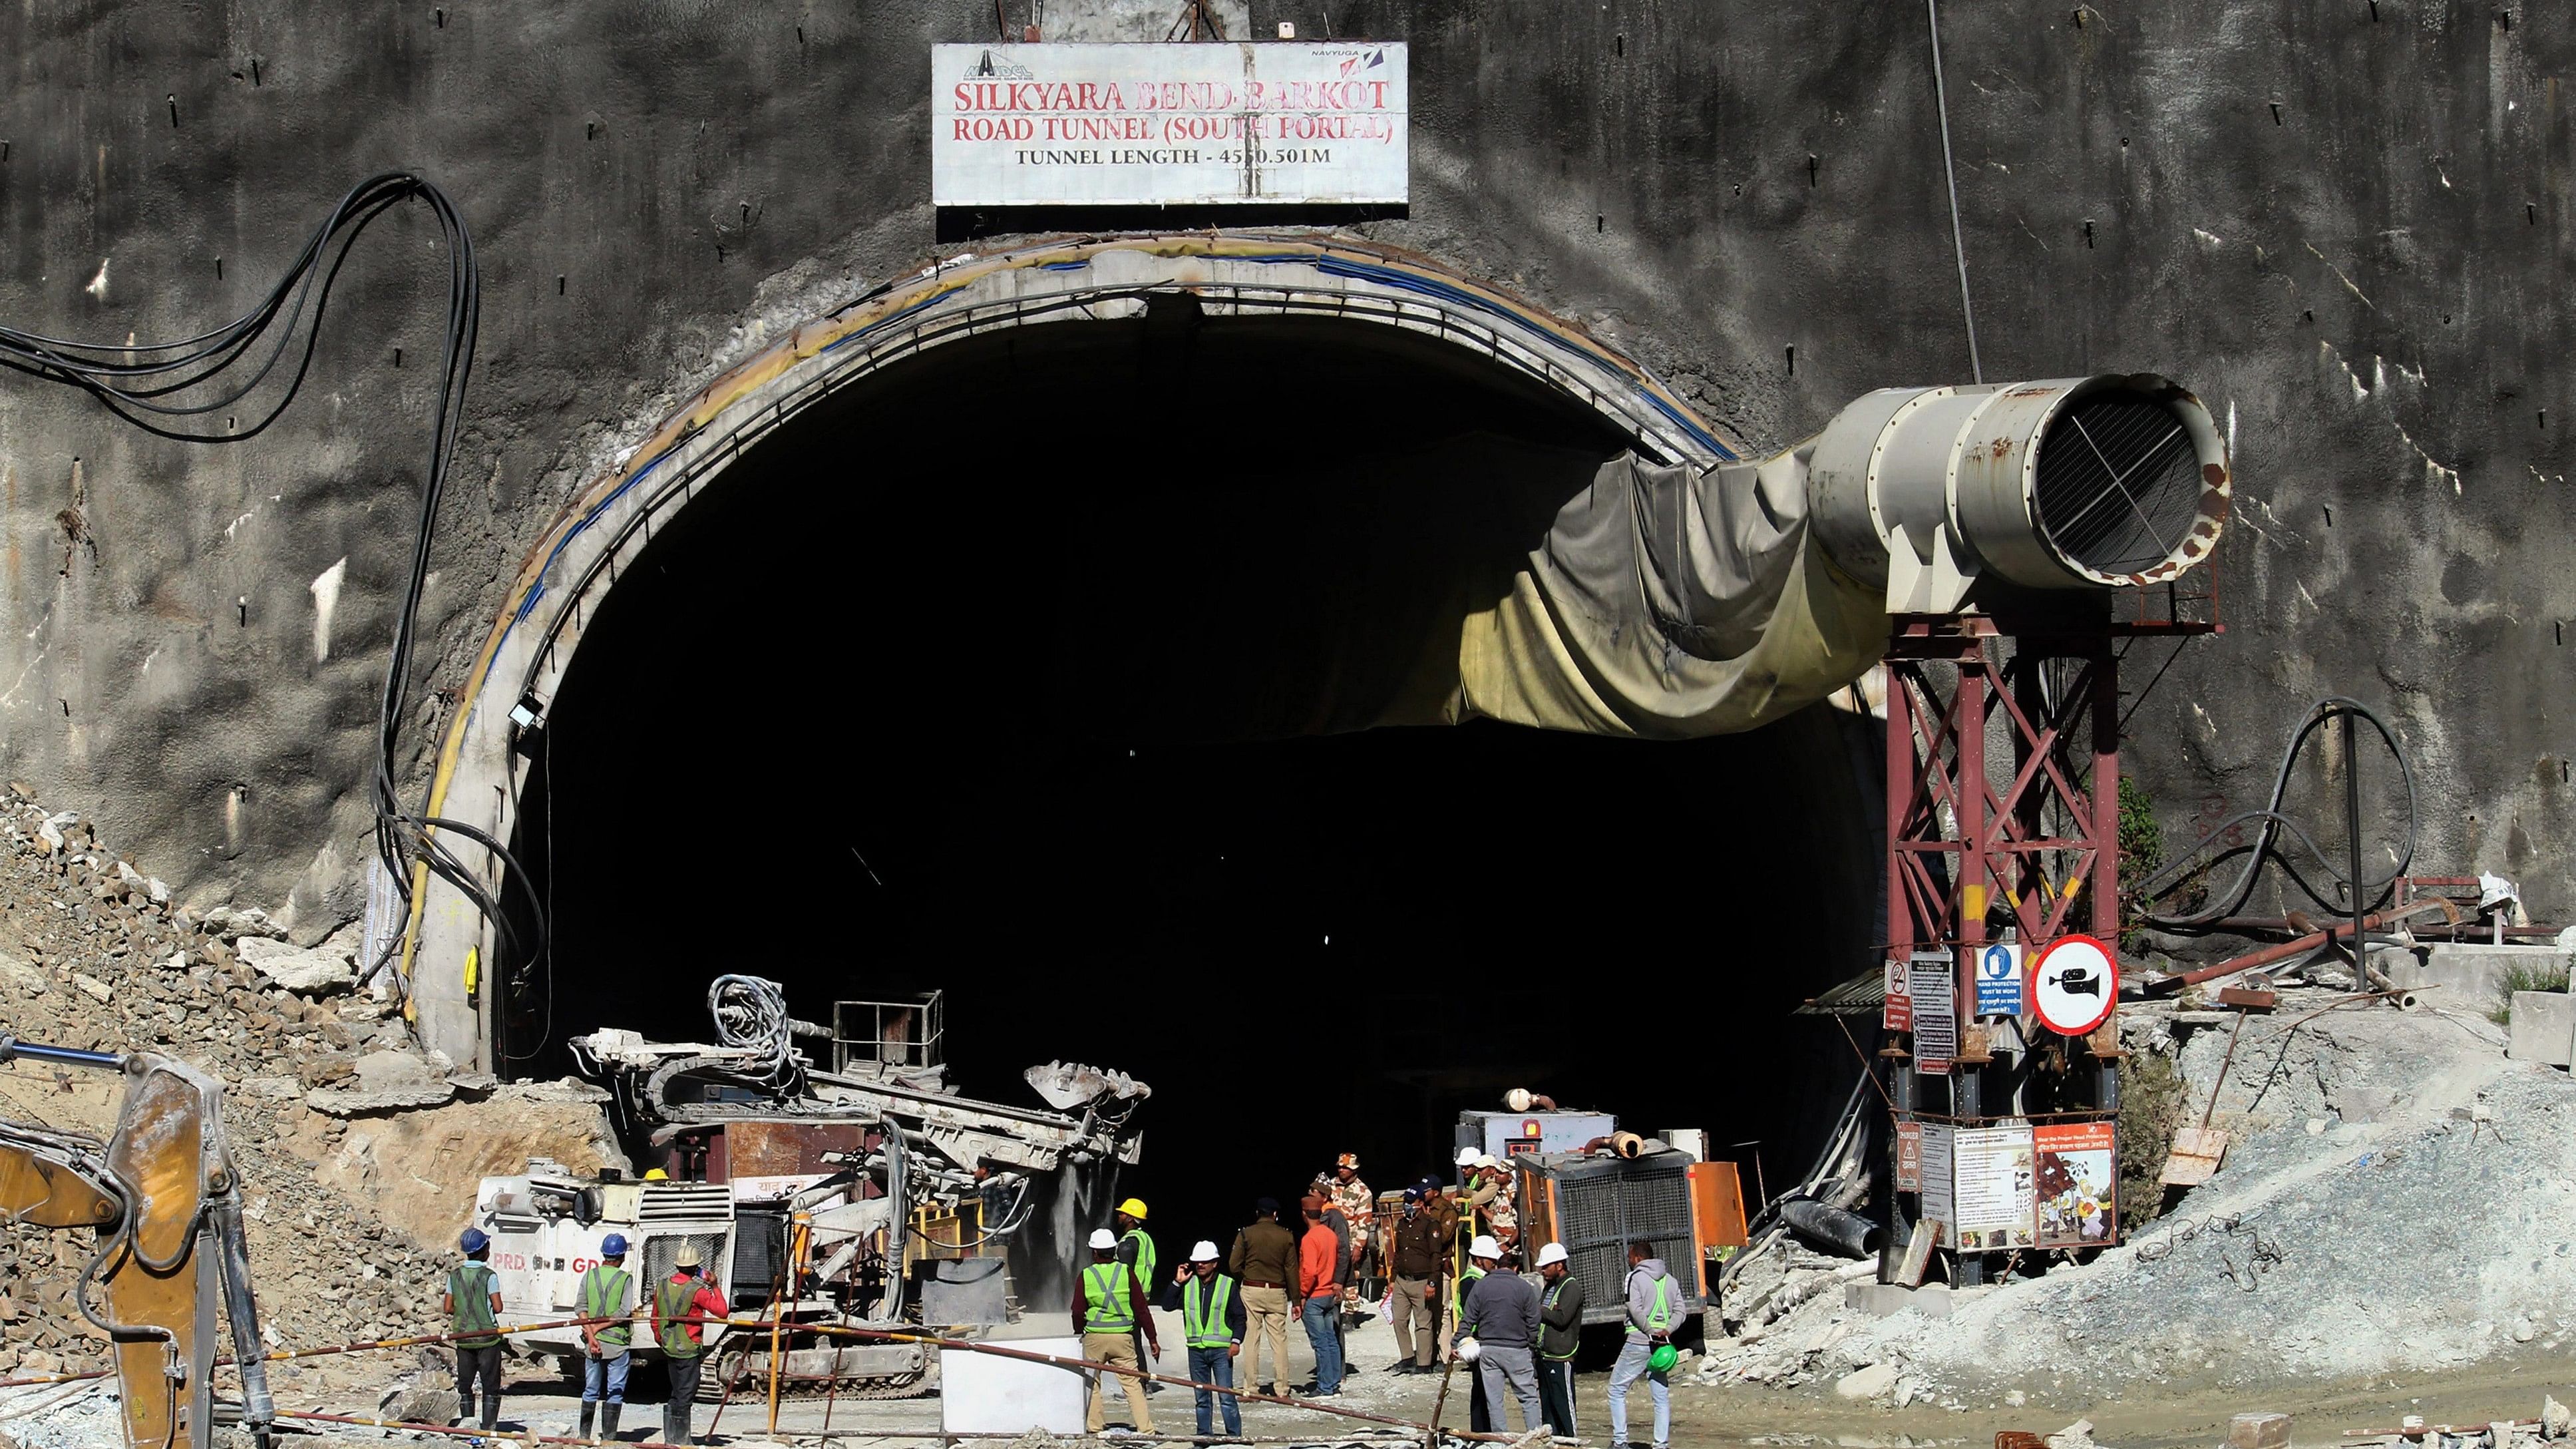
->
xmin=1296 ymin=1194 xmax=1344 ymax=1395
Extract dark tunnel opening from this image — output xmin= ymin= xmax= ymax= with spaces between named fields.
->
xmin=496 ymin=306 xmax=1887 ymax=1270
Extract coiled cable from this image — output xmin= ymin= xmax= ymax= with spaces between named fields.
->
xmin=2133 ymin=697 xmax=2418 ymax=929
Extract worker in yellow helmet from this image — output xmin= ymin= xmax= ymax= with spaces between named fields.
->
xmin=1113 ymin=1197 xmax=1161 ymax=1390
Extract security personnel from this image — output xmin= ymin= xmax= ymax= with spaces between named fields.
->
xmin=1113 ymin=1197 xmax=1159 ymax=1388
xmin=652 ymin=1242 xmax=727 ymax=1447
xmin=441 ymin=1228 xmax=506 ymax=1433
xmin=1157 ymin=1241 xmax=1246 ymax=1438
xmin=1075 ymin=1228 xmax=1159 ymax=1434
xmin=576 ymin=1234 xmax=635 ymax=1442
xmin=1323 ymin=1153 xmax=1374 ymax=1282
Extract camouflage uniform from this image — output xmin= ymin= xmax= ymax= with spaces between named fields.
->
xmin=1326 ymin=1175 xmax=1374 ymax=1254
xmin=1479 ymin=1171 xmax=1519 ymax=1247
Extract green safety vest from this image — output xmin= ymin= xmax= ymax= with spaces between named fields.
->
xmin=1082 ymin=1261 xmax=1136 ymax=1333
xmin=1182 ymin=1274 xmax=1236 ymax=1348
xmin=580 ymin=1263 xmax=633 ymax=1352
xmin=448 ymin=1263 xmax=501 ymax=1348
xmin=1452 ymin=1265 xmax=1483 ymax=1324
xmin=1123 ymin=1227 xmax=1157 ymax=1291
xmin=656 ymin=1276 xmax=708 ymax=1359
xmin=1628 ymin=1273 xmax=1674 ymax=1339
xmin=1541 ymin=1281 xmax=1576 ymax=1361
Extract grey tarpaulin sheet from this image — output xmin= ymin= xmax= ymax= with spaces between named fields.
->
xmin=1446 ymin=447 xmax=1888 ymax=738
xmin=1047 ymin=433 xmax=1884 ymax=741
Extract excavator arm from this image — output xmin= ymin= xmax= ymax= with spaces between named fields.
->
xmin=0 ymin=1039 xmax=274 ymax=1449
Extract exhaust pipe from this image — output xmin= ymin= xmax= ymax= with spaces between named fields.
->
xmin=1805 ymin=373 xmax=2230 ymax=613
xmin=1777 ymin=1197 xmax=1885 ymax=1260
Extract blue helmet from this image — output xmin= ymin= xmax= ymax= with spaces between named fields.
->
xmin=601 ymin=1233 xmax=629 ymax=1257
xmin=460 ymin=1227 xmax=490 ymax=1253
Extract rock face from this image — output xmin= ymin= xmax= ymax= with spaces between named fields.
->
xmin=0 ymin=785 xmax=620 ymax=1387
xmin=235 ymin=936 xmax=358 ymax=997
xmin=380 ymin=1382 xmax=462 ymax=1427
xmin=304 ymin=1049 xmax=455 ymax=1114
xmin=1 ymin=0 xmax=2573 ymax=946
xmin=283 ymin=1080 xmax=624 ymax=1251
xmin=1833 ymin=1362 xmax=1898 ymax=1400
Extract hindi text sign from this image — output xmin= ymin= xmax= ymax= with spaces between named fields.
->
xmin=1909 ymin=950 xmax=1957 ymax=1074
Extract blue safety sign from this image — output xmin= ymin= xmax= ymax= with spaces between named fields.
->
xmin=1973 ymin=942 xmax=2024 ymax=1018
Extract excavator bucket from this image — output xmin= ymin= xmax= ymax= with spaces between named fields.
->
xmin=0 ymin=1046 xmax=274 ymax=1449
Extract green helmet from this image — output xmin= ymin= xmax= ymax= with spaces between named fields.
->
xmin=1648 ymin=1343 xmax=1680 ymax=1374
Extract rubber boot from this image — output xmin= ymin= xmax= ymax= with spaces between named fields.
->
xmin=600 ymin=1404 xmax=622 ymax=1443
xmin=579 ymin=1405 xmax=595 ymax=1442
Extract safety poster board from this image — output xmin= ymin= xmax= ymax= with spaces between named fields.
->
xmin=1909 ymin=952 xmax=1957 ymax=1074
xmin=2033 ymin=1120 xmax=2117 ymax=1248
xmin=1916 ymin=1122 xmax=1953 ymax=1238
xmin=1950 ymin=1124 xmax=2038 ymax=1251
xmin=1882 ymin=956 xmax=1912 ymax=1033
xmin=1973 ymin=942 xmax=2024 ymax=1018
xmin=1913 ymin=1122 xmax=2041 ymax=1251
xmin=1894 ymin=1120 xmax=1923 ymax=1193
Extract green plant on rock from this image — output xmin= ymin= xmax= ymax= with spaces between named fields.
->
xmin=2491 ymin=958 xmax=2571 ymax=1026
xmin=2116 ymin=1050 xmax=2187 ymax=1234
xmin=2116 ymin=775 xmax=2168 ymax=953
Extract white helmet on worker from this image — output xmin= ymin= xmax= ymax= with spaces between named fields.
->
xmin=673 ymin=1241 xmax=701 ymax=1268
xmin=1191 ymin=1240 xmax=1220 ymax=1262
xmin=1455 ymin=1145 xmax=1479 ymax=1167
xmin=1535 ymin=1243 xmax=1568 ymax=1268
xmin=1474 ymin=1152 xmax=1501 ymax=1170
xmin=1469 ymin=1235 xmax=1501 ymax=1261
xmin=1088 ymin=1228 xmax=1118 ymax=1251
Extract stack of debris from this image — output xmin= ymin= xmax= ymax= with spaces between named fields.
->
xmin=1695 ymin=976 xmax=2576 ymax=1416
xmin=0 ymin=786 xmax=613 ymax=1394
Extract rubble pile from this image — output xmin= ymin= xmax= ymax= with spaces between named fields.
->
xmin=0 ymin=787 xmax=487 ymax=1388
xmin=1697 ymin=983 xmax=2576 ymax=1412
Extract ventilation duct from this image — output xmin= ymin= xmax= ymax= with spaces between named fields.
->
xmin=1805 ymin=373 xmax=2230 ymax=614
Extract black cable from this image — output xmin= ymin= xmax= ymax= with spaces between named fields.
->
xmin=1 ymin=174 xmax=538 ymax=998
xmin=2132 ymin=697 xmax=2418 ymax=929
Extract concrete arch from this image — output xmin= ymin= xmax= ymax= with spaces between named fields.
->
xmin=403 ymin=233 xmax=1742 ymax=1068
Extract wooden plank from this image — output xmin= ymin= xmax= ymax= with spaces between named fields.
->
xmin=1895 ymin=1219 xmax=1941 ymax=1287
xmin=2160 ymin=1125 xmax=2231 ymax=1186
xmin=2215 ymin=987 xmax=2279 ymax=1011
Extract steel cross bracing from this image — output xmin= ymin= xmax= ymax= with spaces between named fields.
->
xmin=1883 ymin=616 xmax=2121 ymax=966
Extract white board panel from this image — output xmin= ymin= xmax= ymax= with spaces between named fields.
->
xmin=932 ymin=43 xmax=1409 ymax=206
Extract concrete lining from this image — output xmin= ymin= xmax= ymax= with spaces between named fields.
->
xmin=407 ymin=232 xmax=1738 ymax=1068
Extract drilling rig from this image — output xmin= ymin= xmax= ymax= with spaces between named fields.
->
xmin=474 ymin=980 xmax=1147 ymax=1400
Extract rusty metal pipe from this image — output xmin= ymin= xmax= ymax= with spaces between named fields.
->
xmin=2152 ymin=898 xmax=2455 ymax=992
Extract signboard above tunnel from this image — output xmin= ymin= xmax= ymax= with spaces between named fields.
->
xmin=932 ymin=43 xmax=1409 ymax=206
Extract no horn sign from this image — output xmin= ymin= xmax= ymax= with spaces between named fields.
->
xmin=2030 ymin=935 xmax=2118 ymax=1036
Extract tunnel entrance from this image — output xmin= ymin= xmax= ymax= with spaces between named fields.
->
xmin=484 ymin=290 xmax=1883 ymax=1256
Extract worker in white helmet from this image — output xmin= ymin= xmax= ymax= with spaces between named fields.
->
xmin=1453 ymin=1235 xmax=1542 ymax=1433
xmin=1074 ymin=1227 xmax=1159 ymax=1434
xmin=1533 ymin=1242 xmax=1584 ymax=1436
xmin=1157 ymin=1240 xmax=1246 ymax=1438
